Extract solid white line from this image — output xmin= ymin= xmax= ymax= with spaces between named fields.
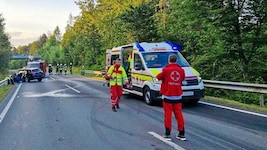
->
xmin=199 ymin=101 xmax=267 ymax=118
xmin=65 ymin=84 xmax=80 ymax=94
xmin=148 ymin=131 xmax=186 ymax=150
xmin=0 ymin=83 xmax=22 ymax=124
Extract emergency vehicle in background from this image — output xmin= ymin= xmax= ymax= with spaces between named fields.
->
xmin=105 ymin=41 xmax=204 ymax=105
xmin=27 ymin=61 xmax=47 ymax=75
xmin=26 ymin=54 xmax=47 ymax=75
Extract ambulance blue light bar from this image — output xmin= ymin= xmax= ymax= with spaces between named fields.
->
xmin=164 ymin=41 xmax=182 ymax=51
xmin=133 ymin=42 xmax=145 ymax=52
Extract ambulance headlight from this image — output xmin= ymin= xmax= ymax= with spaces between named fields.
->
xmin=153 ymin=77 xmax=159 ymax=82
xmin=182 ymin=80 xmax=188 ymax=86
xmin=153 ymin=77 xmax=161 ymax=84
xmin=197 ymin=76 xmax=202 ymax=83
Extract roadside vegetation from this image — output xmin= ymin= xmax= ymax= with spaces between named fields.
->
xmin=1 ymin=1 xmax=267 ymax=107
xmin=203 ymin=96 xmax=267 ymax=114
xmin=0 ymin=74 xmax=6 ymax=81
xmin=0 ymin=85 xmax=13 ymax=103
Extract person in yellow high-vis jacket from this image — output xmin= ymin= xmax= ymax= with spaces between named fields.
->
xmin=107 ymin=58 xmax=129 ymax=112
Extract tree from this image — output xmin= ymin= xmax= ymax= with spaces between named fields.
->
xmin=0 ymin=14 xmax=11 ymax=73
xmin=39 ymin=34 xmax=47 ymax=48
xmin=39 ymin=27 xmax=62 ymax=64
xmin=119 ymin=1 xmax=159 ymax=42
xmin=162 ymin=0 xmax=267 ymax=82
xmin=214 ymin=0 xmax=267 ymax=81
xmin=53 ymin=26 xmax=61 ymax=43
xmin=162 ymin=0 xmax=224 ymax=81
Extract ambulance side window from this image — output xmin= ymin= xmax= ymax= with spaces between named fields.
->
xmin=122 ymin=50 xmax=132 ymax=74
xmin=111 ymin=55 xmax=119 ymax=65
xmin=134 ymin=54 xmax=144 ymax=70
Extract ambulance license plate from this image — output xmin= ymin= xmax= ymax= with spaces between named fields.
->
xmin=182 ymin=91 xmax=194 ymax=96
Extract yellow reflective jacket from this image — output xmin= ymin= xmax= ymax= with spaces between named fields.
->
xmin=107 ymin=65 xmax=128 ymax=86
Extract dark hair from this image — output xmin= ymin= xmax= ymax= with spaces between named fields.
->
xmin=169 ymin=54 xmax=177 ymax=63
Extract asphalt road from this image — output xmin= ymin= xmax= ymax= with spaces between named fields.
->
xmin=0 ymin=74 xmax=266 ymax=150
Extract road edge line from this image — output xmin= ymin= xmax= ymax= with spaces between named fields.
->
xmin=0 ymin=83 xmax=22 ymax=124
xmin=148 ymin=131 xmax=186 ymax=150
xmin=199 ymin=101 xmax=267 ymax=118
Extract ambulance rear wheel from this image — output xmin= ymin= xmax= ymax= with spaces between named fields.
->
xmin=190 ymin=99 xmax=199 ymax=105
xmin=143 ymin=87 xmax=153 ymax=105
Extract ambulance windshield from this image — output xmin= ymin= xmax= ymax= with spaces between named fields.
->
xmin=28 ymin=62 xmax=40 ymax=68
xmin=142 ymin=52 xmax=190 ymax=68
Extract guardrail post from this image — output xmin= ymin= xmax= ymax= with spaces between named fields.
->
xmin=259 ymin=94 xmax=264 ymax=107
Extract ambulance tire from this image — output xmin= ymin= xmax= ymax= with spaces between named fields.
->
xmin=143 ymin=87 xmax=154 ymax=105
xmin=190 ymin=99 xmax=199 ymax=105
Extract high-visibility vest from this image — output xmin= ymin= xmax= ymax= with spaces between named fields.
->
xmin=107 ymin=65 xmax=128 ymax=86
xmin=128 ymin=53 xmax=133 ymax=71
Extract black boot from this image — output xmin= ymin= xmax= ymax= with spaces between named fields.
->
xmin=165 ymin=128 xmax=171 ymax=135
xmin=177 ymin=129 xmax=186 ymax=141
xmin=162 ymin=128 xmax=171 ymax=141
xmin=112 ymin=106 xmax=117 ymax=112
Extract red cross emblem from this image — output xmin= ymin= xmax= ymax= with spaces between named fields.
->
xmin=170 ymin=71 xmax=180 ymax=81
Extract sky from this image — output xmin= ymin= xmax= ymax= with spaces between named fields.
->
xmin=0 ymin=0 xmax=81 ymax=47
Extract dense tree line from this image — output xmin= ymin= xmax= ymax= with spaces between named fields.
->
xmin=6 ymin=0 xmax=267 ymax=104
xmin=0 ymin=14 xmax=11 ymax=74
xmin=41 ymin=0 xmax=267 ymax=84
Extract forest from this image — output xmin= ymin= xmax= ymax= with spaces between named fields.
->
xmin=1 ymin=0 xmax=267 ymax=105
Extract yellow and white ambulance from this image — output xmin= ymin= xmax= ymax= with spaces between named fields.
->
xmin=106 ymin=41 xmax=204 ymax=105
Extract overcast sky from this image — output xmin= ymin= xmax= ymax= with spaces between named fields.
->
xmin=0 ymin=0 xmax=81 ymax=47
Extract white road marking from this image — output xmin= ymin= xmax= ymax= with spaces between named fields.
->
xmin=65 ymin=84 xmax=80 ymax=94
xmin=199 ymin=101 xmax=267 ymax=118
xmin=50 ymin=77 xmax=56 ymax=80
xmin=148 ymin=131 xmax=186 ymax=150
xmin=0 ymin=83 xmax=22 ymax=124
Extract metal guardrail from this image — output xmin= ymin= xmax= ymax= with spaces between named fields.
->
xmin=203 ymin=80 xmax=266 ymax=107
xmin=0 ymin=79 xmax=7 ymax=87
xmin=84 ymin=70 xmax=266 ymax=107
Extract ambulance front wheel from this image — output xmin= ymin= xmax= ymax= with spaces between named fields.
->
xmin=143 ymin=87 xmax=154 ymax=105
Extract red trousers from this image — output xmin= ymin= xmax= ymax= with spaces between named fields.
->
xmin=110 ymin=85 xmax=122 ymax=107
xmin=163 ymin=101 xmax=184 ymax=132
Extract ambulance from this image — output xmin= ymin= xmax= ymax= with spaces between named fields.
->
xmin=106 ymin=41 xmax=204 ymax=105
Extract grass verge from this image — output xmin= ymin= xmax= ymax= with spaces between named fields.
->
xmin=203 ymin=96 xmax=267 ymax=114
xmin=0 ymin=85 xmax=13 ymax=103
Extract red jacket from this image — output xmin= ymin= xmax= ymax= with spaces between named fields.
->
xmin=156 ymin=63 xmax=185 ymax=96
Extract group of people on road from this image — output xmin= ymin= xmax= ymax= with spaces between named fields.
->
xmin=5 ymin=72 xmax=24 ymax=84
xmin=106 ymin=54 xmax=186 ymax=141
xmin=49 ymin=63 xmax=72 ymax=75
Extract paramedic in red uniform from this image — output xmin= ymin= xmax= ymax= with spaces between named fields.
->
xmin=156 ymin=54 xmax=186 ymax=141
xmin=107 ymin=58 xmax=128 ymax=112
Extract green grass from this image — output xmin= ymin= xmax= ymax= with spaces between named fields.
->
xmin=203 ymin=96 xmax=267 ymax=114
xmin=0 ymin=85 xmax=13 ymax=103
xmin=0 ymin=74 xmax=6 ymax=80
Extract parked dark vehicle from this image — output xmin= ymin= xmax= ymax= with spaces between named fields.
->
xmin=19 ymin=68 xmax=45 ymax=82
